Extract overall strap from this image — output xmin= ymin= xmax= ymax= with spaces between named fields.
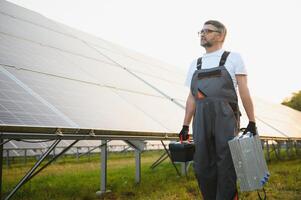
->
xmin=196 ymin=51 xmax=230 ymax=70
xmin=196 ymin=57 xmax=202 ymax=70
xmin=219 ymin=51 xmax=230 ymax=66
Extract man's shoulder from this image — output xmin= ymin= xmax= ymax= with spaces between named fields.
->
xmin=189 ymin=58 xmax=198 ymax=68
xmin=228 ymin=51 xmax=243 ymax=60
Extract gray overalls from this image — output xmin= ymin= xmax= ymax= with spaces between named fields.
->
xmin=191 ymin=51 xmax=240 ymax=200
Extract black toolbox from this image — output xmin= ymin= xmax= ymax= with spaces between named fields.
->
xmin=169 ymin=142 xmax=195 ymax=162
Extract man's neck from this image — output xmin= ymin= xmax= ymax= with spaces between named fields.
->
xmin=205 ymin=45 xmax=223 ymax=53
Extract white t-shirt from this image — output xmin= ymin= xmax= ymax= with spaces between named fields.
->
xmin=185 ymin=49 xmax=247 ymax=89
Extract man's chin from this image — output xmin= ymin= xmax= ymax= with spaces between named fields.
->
xmin=201 ymin=43 xmax=212 ymax=48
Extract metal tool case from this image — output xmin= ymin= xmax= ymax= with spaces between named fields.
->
xmin=228 ymin=133 xmax=270 ymax=191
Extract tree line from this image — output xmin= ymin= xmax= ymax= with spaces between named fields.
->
xmin=282 ymin=90 xmax=301 ymax=111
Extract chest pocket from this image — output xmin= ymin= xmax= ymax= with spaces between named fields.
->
xmin=198 ymin=68 xmax=222 ymax=79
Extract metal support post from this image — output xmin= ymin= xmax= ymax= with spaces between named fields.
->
xmin=289 ymin=141 xmax=292 ymax=157
xmin=266 ymin=140 xmax=270 ymax=161
xmin=271 ymin=143 xmax=277 ymax=159
xmin=261 ymin=139 xmax=265 ymax=149
xmin=286 ymin=140 xmax=290 ymax=158
xmin=135 ymin=150 xmax=141 ymax=184
xmin=0 ymin=138 xmax=3 ymax=200
xmin=181 ymin=163 xmax=185 ymax=176
xmin=76 ymin=147 xmax=79 ymax=161
xmin=179 ymin=161 xmax=192 ymax=177
xmin=289 ymin=140 xmax=294 ymax=157
xmin=96 ymin=140 xmax=108 ymax=196
xmin=24 ymin=149 xmax=27 ymax=165
xmin=87 ymin=147 xmax=90 ymax=161
xmin=101 ymin=140 xmax=107 ymax=192
xmin=276 ymin=141 xmax=282 ymax=160
xmin=296 ymin=141 xmax=300 ymax=156
xmin=6 ymin=150 xmax=9 ymax=168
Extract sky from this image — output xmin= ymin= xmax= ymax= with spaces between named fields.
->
xmin=7 ymin=0 xmax=301 ymax=103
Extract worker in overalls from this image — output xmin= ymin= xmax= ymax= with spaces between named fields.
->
xmin=179 ymin=20 xmax=258 ymax=200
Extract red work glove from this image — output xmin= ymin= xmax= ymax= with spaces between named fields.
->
xmin=179 ymin=125 xmax=189 ymax=141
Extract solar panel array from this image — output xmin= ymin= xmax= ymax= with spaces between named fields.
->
xmin=0 ymin=1 xmax=187 ymax=133
xmin=1 ymin=0 xmax=301 ymax=155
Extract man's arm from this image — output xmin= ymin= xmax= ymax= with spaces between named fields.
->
xmin=183 ymin=91 xmax=196 ymax=126
xmin=236 ymin=75 xmax=255 ymax=122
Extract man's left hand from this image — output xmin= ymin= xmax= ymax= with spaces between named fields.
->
xmin=243 ymin=121 xmax=258 ymax=136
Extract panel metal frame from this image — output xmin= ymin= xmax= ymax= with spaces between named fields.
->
xmin=0 ymin=125 xmax=179 ymax=200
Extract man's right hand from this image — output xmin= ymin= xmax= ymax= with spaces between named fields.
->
xmin=179 ymin=125 xmax=189 ymax=141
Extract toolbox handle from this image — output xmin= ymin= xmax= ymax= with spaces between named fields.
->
xmin=238 ymin=128 xmax=253 ymax=139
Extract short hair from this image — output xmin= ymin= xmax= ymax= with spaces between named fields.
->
xmin=204 ymin=20 xmax=227 ymax=40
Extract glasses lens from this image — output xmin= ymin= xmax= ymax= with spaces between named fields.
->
xmin=199 ymin=29 xmax=220 ymax=35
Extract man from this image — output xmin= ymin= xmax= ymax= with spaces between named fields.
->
xmin=179 ymin=20 xmax=257 ymax=200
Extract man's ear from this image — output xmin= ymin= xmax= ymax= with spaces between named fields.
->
xmin=218 ymin=32 xmax=226 ymax=42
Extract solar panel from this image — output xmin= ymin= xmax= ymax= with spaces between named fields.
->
xmin=92 ymin=46 xmax=185 ymax=85
xmin=0 ymin=11 xmax=112 ymax=63
xmin=239 ymin=98 xmax=301 ymax=138
xmin=0 ymin=34 xmax=165 ymax=98
xmin=0 ymin=66 xmax=71 ymax=126
xmin=254 ymin=97 xmax=301 ymax=138
xmin=88 ymin=44 xmax=189 ymax=102
xmin=0 ymin=1 xmax=72 ymax=36
xmin=2 ymin=65 xmax=169 ymax=131
xmin=72 ymin=58 xmax=165 ymax=97
xmin=61 ymin=25 xmax=187 ymax=78
xmin=115 ymin=90 xmax=185 ymax=132
xmin=136 ymin=73 xmax=189 ymax=101
xmin=0 ymin=32 xmax=114 ymax=83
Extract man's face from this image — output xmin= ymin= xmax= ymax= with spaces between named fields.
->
xmin=199 ymin=24 xmax=221 ymax=48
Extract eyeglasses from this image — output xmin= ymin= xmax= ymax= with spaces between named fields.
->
xmin=198 ymin=29 xmax=221 ymax=36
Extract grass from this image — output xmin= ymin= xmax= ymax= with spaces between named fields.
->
xmin=2 ymin=150 xmax=301 ymax=200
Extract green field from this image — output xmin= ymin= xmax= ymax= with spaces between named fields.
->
xmin=2 ymin=150 xmax=301 ymax=200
